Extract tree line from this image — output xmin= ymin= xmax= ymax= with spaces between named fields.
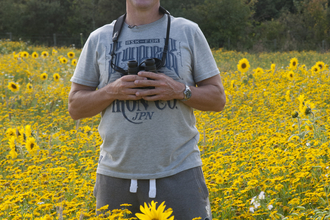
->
xmin=1 ymin=0 xmax=330 ymax=51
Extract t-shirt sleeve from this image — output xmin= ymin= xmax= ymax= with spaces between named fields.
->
xmin=70 ymin=34 xmax=100 ymax=87
xmin=191 ymin=26 xmax=220 ymax=83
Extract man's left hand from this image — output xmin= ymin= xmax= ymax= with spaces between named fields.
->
xmin=134 ymin=71 xmax=185 ymax=101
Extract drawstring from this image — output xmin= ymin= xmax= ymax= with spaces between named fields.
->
xmin=129 ymin=179 xmax=156 ymax=198
xmin=149 ymin=179 xmax=156 ymax=198
xmin=130 ymin=179 xmax=138 ymax=193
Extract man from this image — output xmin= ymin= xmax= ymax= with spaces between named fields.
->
xmin=68 ymin=0 xmax=226 ymax=219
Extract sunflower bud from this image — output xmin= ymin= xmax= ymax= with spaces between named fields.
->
xmin=304 ymin=107 xmax=312 ymax=115
xmin=291 ymin=111 xmax=299 ymax=118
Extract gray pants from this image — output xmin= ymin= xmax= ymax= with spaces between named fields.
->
xmin=94 ymin=166 xmax=212 ymax=220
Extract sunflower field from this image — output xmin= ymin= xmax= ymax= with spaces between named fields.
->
xmin=0 ymin=41 xmax=330 ymax=220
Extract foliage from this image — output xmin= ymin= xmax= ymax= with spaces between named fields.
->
xmin=1 ymin=0 xmax=330 ymax=51
xmin=0 ymin=41 xmax=330 ymax=219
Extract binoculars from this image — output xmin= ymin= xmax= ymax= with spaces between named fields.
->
xmin=127 ymin=58 xmax=158 ymax=75
xmin=127 ymin=58 xmax=158 ymax=89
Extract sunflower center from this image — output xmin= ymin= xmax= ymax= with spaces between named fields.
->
xmin=31 ymin=143 xmax=34 ymax=149
xmin=293 ymin=62 xmax=296 ymax=66
xmin=242 ymin=63 xmax=246 ymax=69
xmin=11 ymin=84 xmax=17 ymax=89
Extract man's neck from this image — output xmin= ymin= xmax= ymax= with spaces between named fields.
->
xmin=125 ymin=4 xmax=163 ymax=26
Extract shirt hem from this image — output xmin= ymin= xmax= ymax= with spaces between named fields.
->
xmin=96 ymin=162 xmax=203 ymax=180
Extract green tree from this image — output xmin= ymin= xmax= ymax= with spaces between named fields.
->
xmin=185 ymin=0 xmax=255 ymax=48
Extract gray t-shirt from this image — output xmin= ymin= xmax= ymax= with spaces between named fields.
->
xmin=71 ymin=14 xmax=220 ymax=179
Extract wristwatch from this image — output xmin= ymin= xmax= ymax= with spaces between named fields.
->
xmin=181 ymin=84 xmax=192 ymax=101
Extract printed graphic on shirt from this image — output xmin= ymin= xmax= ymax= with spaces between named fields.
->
xmin=112 ymin=99 xmax=178 ymax=125
xmin=109 ymin=38 xmax=182 ymax=78
xmin=108 ymin=38 xmax=183 ymax=125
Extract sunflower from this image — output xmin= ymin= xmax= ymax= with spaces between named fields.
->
xmin=53 ymin=73 xmax=60 ymax=82
xmin=71 ymin=59 xmax=77 ymax=66
xmin=311 ymin=65 xmax=320 ymax=74
xmin=67 ymin=51 xmax=75 ymax=59
xmin=6 ymin=128 xmax=16 ymax=138
xmin=21 ymin=51 xmax=29 ymax=58
xmin=254 ymin=67 xmax=264 ymax=75
xmin=52 ymin=49 xmax=58 ymax=55
xmin=270 ymin=63 xmax=276 ymax=73
xmin=32 ymin=52 xmax=39 ymax=58
xmin=289 ymin=58 xmax=298 ymax=70
xmin=25 ymin=137 xmax=39 ymax=155
xmin=315 ymin=61 xmax=325 ymax=71
xmin=287 ymin=71 xmax=294 ymax=80
xmin=8 ymin=82 xmax=19 ymax=92
xmin=41 ymin=51 xmax=49 ymax=58
xmin=285 ymin=90 xmax=291 ymax=102
xmin=9 ymin=149 xmax=18 ymax=159
xmin=291 ymin=110 xmax=299 ymax=118
xmin=40 ymin=73 xmax=48 ymax=80
xmin=26 ymin=83 xmax=33 ymax=93
xmin=61 ymin=57 xmax=68 ymax=64
xmin=25 ymin=125 xmax=32 ymax=140
xmin=237 ymin=58 xmax=250 ymax=73
xmin=135 ymin=201 xmax=174 ymax=220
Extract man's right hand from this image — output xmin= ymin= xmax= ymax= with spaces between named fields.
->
xmin=68 ymin=75 xmax=148 ymax=120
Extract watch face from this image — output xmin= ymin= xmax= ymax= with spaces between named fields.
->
xmin=185 ymin=86 xmax=192 ymax=99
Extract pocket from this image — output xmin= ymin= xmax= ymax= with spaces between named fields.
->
xmin=193 ymin=167 xmax=209 ymax=199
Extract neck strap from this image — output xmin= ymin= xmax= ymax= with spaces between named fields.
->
xmin=110 ymin=6 xmax=171 ymax=76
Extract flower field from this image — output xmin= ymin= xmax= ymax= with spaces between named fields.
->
xmin=0 ymin=41 xmax=329 ymax=220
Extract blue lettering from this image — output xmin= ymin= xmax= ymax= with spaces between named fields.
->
xmin=126 ymin=100 xmax=137 ymax=112
xmin=155 ymin=100 xmax=167 ymax=110
xmin=167 ymin=100 xmax=177 ymax=109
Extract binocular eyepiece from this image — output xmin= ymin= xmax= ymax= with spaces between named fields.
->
xmin=127 ymin=58 xmax=158 ymax=75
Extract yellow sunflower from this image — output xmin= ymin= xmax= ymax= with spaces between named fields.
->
xmin=311 ymin=65 xmax=320 ymax=74
xmin=254 ymin=67 xmax=264 ymax=75
xmin=40 ymin=73 xmax=48 ymax=80
xmin=21 ymin=51 xmax=29 ymax=58
xmin=71 ymin=59 xmax=77 ymax=66
xmin=67 ymin=51 xmax=75 ymax=59
xmin=61 ymin=57 xmax=68 ymax=64
xmin=315 ymin=61 xmax=325 ymax=71
xmin=135 ymin=201 xmax=174 ymax=220
xmin=32 ymin=52 xmax=39 ymax=58
xmin=8 ymin=82 xmax=19 ymax=92
xmin=41 ymin=51 xmax=49 ymax=58
xmin=52 ymin=49 xmax=58 ymax=55
xmin=25 ymin=137 xmax=39 ymax=155
xmin=53 ymin=73 xmax=60 ymax=82
xmin=287 ymin=71 xmax=294 ymax=80
xmin=6 ymin=128 xmax=16 ymax=138
xmin=237 ymin=58 xmax=250 ymax=73
xmin=26 ymin=83 xmax=33 ymax=93
xmin=270 ymin=63 xmax=276 ymax=73
xmin=289 ymin=58 xmax=298 ymax=70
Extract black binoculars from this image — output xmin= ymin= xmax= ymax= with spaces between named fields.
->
xmin=127 ymin=58 xmax=158 ymax=75
xmin=127 ymin=58 xmax=158 ymax=89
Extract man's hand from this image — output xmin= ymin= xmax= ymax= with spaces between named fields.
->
xmin=133 ymin=71 xmax=226 ymax=112
xmin=134 ymin=71 xmax=185 ymax=101
xmin=68 ymin=75 xmax=148 ymax=120
xmin=105 ymin=74 xmax=149 ymax=100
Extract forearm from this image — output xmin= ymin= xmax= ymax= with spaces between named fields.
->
xmin=183 ymin=84 xmax=226 ymax=112
xmin=68 ymin=87 xmax=115 ymax=120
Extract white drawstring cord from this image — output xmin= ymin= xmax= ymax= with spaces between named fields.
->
xmin=130 ymin=179 xmax=138 ymax=193
xmin=149 ymin=179 xmax=156 ymax=198
xmin=129 ymin=179 xmax=156 ymax=198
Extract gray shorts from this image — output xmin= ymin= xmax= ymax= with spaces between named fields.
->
xmin=94 ymin=166 xmax=212 ymax=220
